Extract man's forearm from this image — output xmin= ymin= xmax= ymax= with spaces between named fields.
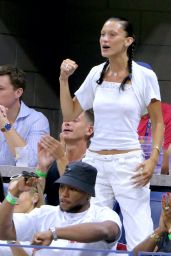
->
xmin=4 ymin=128 xmax=26 ymax=156
xmin=10 ymin=242 xmax=30 ymax=256
xmin=0 ymin=200 xmax=16 ymax=240
xmin=56 ymin=156 xmax=68 ymax=176
xmin=55 ymin=221 xmax=119 ymax=243
xmin=133 ymin=227 xmax=165 ymax=256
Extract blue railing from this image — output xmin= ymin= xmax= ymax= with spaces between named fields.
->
xmin=0 ymin=242 xmax=131 ymax=255
xmin=0 ymin=243 xmax=170 ymax=255
xmin=138 ymin=253 xmax=170 ymax=256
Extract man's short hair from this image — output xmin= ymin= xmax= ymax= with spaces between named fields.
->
xmin=84 ymin=109 xmax=94 ymax=145
xmin=85 ymin=109 xmax=94 ymax=126
xmin=0 ymin=64 xmax=26 ymax=91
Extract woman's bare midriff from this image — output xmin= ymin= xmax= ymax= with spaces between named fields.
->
xmin=89 ymin=148 xmax=141 ymax=155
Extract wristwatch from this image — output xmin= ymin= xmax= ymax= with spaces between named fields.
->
xmin=1 ymin=123 xmax=12 ymax=132
xmin=49 ymin=227 xmax=58 ymax=241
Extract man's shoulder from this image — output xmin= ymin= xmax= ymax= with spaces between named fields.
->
xmin=20 ymin=101 xmax=49 ymax=122
xmin=90 ymin=203 xmax=120 ymax=217
xmin=89 ymin=204 xmax=121 ymax=229
xmin=39 ymin=204 xmax=60 ymax=214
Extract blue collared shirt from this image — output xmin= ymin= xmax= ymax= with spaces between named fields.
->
xmin=0 ymin=101 xmax=50 ymax=167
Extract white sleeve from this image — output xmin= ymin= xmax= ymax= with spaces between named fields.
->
xmin=96 ymin=206 xmax=122 ymax=242
xmin=143 ymin=71 xmax=161 ymax=107
xmin=75 ymin=66 xmax=100 ymax=110
xmin=97 ymin=206 xmax=122 ymax=229
xmin=13 ymin=208 xmax=40 ymax=241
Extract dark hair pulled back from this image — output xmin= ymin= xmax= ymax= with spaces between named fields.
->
xmin=96 ymin=17 xmax=135 ymax=91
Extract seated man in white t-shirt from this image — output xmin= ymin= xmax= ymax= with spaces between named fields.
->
xmin=0 ymin=161 xmax=121 ymax=256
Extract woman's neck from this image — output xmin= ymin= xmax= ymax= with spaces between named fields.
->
xmin=108 ymin=54 xmax=128 ymax=73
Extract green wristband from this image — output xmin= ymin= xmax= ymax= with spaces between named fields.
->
xmin=6 ymin=192 xmax=18 ymax=205
xmin=168 ymin=233 xmax=171 ymax=240
xmin=35 ymin=169 xmax=47 ymax=178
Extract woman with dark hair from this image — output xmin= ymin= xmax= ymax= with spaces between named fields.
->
xmin=59 ymin=17 xmax=164 ymax=249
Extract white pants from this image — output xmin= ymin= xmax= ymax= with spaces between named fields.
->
xmin=83 ymin=150 xmax=153 ymax=250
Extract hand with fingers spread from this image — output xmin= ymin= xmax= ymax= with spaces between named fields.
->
xmin=132 ymin=158 xmax=156 ymax=187
xmin=38 ymin=134 xmax=68 ymax=176
xmin=37 ymin=141 xmax=55 ymax=172
xmin=60 ymin=59 xmax=78 ymax=80
xmin=39 ymin=135 xmax=65 ymax=161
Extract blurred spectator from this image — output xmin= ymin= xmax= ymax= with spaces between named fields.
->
xmin=0 ymin=177 xmax=44 ymax=256
xmin=133 ymin=192 xmax=171 ymax=254
xmin=138 ymin=102 xmax=171 ymax=175
xmin=0 ymin=64 xmax=50 ymax=167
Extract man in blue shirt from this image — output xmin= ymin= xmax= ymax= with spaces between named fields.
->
xmin=0 ymin=64 xmax=50 ymax=167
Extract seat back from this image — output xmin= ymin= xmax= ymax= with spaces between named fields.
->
xmin=150 ymin=191 xmax=164 ymax=229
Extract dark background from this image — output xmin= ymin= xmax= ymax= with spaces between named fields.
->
xmin=0 ymin=0 xmax=171 ymax=137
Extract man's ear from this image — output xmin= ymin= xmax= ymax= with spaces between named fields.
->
xmin=15 ymin=88 xmax=23 ymax=99
xmin=86 ymin=125 xmax=94 ymax=137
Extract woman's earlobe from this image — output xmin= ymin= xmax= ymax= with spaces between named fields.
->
xmin=125 ymin=37 xmax=134 ymax=47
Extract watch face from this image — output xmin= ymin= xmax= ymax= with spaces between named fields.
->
xmin=5 ymin=123 xmax=11 ymax=131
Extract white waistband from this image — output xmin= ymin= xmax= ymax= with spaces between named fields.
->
xmin=85 ymin=149 xmax=143 ymax=161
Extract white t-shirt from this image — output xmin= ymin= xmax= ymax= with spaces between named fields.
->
xmin=75 ymin=61 xmax=161 ymax=151
xmin=13 ymin=204 xmax=121 ymax=256
xmin=0 ymin=241 xmax=32 ymax=256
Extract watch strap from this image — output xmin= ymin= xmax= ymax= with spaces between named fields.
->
xmin=49 ymin=227 xmax=58 ymax=241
